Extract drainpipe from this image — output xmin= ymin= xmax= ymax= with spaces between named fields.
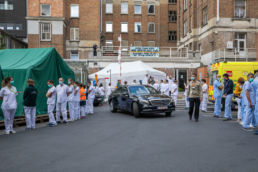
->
xmin=216 ymin=0 xmax=220 ymax=22
xmin=158 ymin=0 xmax=160 ymax=46
xmin=100 ymin=0 xmax=103 ymax=47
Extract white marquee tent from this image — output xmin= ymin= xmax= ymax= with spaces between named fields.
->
xmin=89 ymin=61 xmax=166 ymax=86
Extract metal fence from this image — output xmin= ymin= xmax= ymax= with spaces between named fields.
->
xmin=214 ymin=48 xmax=257 ymax=62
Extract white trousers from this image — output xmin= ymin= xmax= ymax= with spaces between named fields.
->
xmin=74 ymin=101 xmax=80 ymax=120
xmin=56 ymin=102 xmax=67 ymax=122
xmin=236 ymin=98 xmax=241 ymax=120
xmin=68 ymin=101 xmax=75 ymax=120
xmin=172 ymin=95 xmax=178 ymax=106
xmin=24 ymin=106 xmax=36 ymax=129
xmin=2 ymin=108 xmax=16 ymax=132
xmin=185 ymin=97 xmax=189 ymax=108
xmin=47 ymin=104 xmax=56 ymax=124
xmin=201 ymin=94 xmax=208 ymax=112
xmin=86 ymin=98 xmax=94 ymax=114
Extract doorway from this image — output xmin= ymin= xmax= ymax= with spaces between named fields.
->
xmin=178 ymin=70 xmax=187 ymax=91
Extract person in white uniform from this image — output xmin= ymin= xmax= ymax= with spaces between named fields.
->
xmin=170 ymin=80 xmax=178 ymax=106
xmin=200 ymin=79 xmax=208 ymax=112
xmin=153 ymin=80 xmax=160 ymax=91
xmin=105 ymin=83 xmax=113 ymax=102
xmin=131 ymin=80 xmax=137 ymax=85
xmin=87 ymin=81 xmax=95 ymax=115
xmin=23 ymin=79 xmax=38 ymax=130
xmin=98 ymin=83 xmax=105 ymax=105
xmin=160 ymin=80 xmax=165 ymax=94
xmin=163 ymin=80 xmax=170 ymax=96
xmin=56 ymin=78 xmax=70 ymax=123
xmin=0 ymin=77 xmax=18 ymax=134
xmin=67 ymin=79 xmax=75 ymax=121
xmin=73 ymin=82 xmax=81 ymax=119
xmin=46 ymin=80 xmax=57 ymax=127
xmin=184 ymin=80 xmax=191 ymax=109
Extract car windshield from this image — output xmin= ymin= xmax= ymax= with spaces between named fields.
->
xmin=128 ymin=86 xmax=150 ymax=95
xmin=145 ymin=85 xmax=159 ymax=94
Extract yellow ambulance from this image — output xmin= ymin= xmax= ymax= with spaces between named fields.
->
xmin=208 ymin=62 xmax=258 ymax=101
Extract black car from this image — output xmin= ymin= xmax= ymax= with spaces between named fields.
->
xmin=108 ymin=85 xmax=175 ymax=118
xmin=94 ymin=93 xmax=103 ymax=106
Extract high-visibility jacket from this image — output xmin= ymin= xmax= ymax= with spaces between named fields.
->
xmin=80 ymin=88 xmax=86 ymax=101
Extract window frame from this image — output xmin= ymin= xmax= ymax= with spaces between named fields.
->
xmin=121 ymin=2 xmax=128 ymax=14
xmin=134 ymin=41 xmax=142 ymax=47
xmin=202 ymin=6 xmax=208 ymax=26
xmin=40 ymin=4 xmax=51 ymax=17
xmin=234 ymin=0 xmax=246 ymax=18
xmin=168 ymin=11 xmax=177 ymax=22
xmin=121 ymin=22 xmax=128 ymax=33
xmin=168 ymin=0 xmax=177 ymax=4
xmin=40 ymin=23 xmax=51 ymax=41
xmin=147 ymin=41 xmax=155 ymax=47
xmin=106 ymin=3 xmax=113 ymax=14
xmin=0 ymin=0 xmax=13 ymax=10
xmin=70 ymin=50 xmax=79 ymax=60
xmin=134 ymin=4 xmax=142 ymax=14
xmin=148 ymin=22 xmax=155 ymax=33
xmin=183 ymin=20 xmax=187 ymax=36
xmin=106 ymin=22 xmax=113 ymax=33
xmin=70 ymin=4 xmax=79 ymax=18
xmin=183 ymin=0 xmax=187 ymax=10
xmin=148 ymin=3 xmax=155 ymax=15
xmin=70 ymin=27 xmax=79 ymax=41
xmin=134 ymin=22 xmax=142 ymax=33
xmin=106 ymin=40 xmax=113 ymax=51
xmin=168 ymin=31 xmax=177 ymax=41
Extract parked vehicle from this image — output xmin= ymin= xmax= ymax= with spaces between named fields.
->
xmin=94 ymin=93 xmax=103 ymax=106
xmin=108 ymin=85 xmax=175 ymax=118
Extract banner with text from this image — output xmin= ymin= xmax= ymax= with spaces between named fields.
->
xmin=130 ymin=47 xmax=160 ymax=57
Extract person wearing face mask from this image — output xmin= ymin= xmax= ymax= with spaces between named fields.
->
xmin=23 ymin=79 xmax=38 ymax=130
xmin=56 ymin=78 xmax=70 ymax=123
xmin=46 ymin=80 xmax=57 ymax=127
xmin=0 ymin=77 xmax=18 ymax=134
xmin=170 ymin=80 xmax=178 ymax=106
xmin=252 ymin=72 xmax=258 ymax=135
xmin=73 ymin=82 xmax=81 ymax=120
xmin=242 ymin=73 xmax=256 ymax=131
xmin=213 ymin=75 xmax=223 ymax=118
xmin=200 ymin=79 xmax=208 ymax=112
xmin=234 ymin=77 xmax=245 ymax=123
xmin=67 ymin=79 xmax=75 ymax=121
xmin=86 ymin=80 xmax=95 ymax=115
xmin=222 ymin=73 xmax=234 ymax=121
xmin=187 ymin=74 xmax=202 ymax=122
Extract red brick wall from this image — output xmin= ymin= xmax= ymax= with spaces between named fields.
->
xmin=28 ymin=0 xmax=64 ymax=17
xmin=257 ymin=32 xmax=258 ymax=61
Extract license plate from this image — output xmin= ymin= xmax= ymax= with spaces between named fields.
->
xmin=158 ymin=106 xmax=168 ymax=110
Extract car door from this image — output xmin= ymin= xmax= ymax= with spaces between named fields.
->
xmin=118 ymin=87 xmax=129 ymax=110
xmin=111 ymin=87 xmax=122 ymax=109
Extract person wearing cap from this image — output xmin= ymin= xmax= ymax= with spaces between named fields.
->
xmin=46 ymin=80 xmax=57 ymax=127
xmin=23 ymin=79 xmax=38 ymax=130
xmin=222 ymin=73 xmax=234 ymax=121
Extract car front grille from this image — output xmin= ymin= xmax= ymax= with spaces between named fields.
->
xmin=150 ymin=99 xmax=171 ymax=106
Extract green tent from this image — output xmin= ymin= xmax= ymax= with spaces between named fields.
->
xmin=0 ymin=65 xmax=3 ymax=85
xmin=0 ymin=48 xmax=75 ymax=119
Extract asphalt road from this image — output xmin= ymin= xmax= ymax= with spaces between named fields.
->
xmin=0 ymin=105 xmax=258 ymax=172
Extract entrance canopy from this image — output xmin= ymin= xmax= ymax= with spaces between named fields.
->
xmin=89 ymin=61 xmax=166 ymax=86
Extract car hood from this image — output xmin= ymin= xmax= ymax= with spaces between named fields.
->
xmin=134 ymin=94 xmax=170 ymax=101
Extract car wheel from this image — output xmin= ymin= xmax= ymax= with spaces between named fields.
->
xmin=133 ymin=103 xmax=140 ymax=118
xmin=109 ymin=100 xmax=117 ymax=113
xmin=165 ymin=112 xmax=172 ymax=117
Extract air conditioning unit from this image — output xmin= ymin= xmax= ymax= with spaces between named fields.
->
xmin=226 ymin=41 xmax=233 ymax=49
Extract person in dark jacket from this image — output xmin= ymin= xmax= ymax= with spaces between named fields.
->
xmin=23 ymin=79 xmax=38 ymax=130
xmin=222 ymin=73 xmax=234 ymax=121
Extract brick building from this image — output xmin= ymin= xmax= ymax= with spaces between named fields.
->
xmin=0 ymin=0 xmax=27 ymax=41
xmin=177 ymin=0 xmax=258 ymax=64
xmin=101 ymin=0 xmax=178 ymax=48
xmin=26 ymin=0 xmax=100 ymax=59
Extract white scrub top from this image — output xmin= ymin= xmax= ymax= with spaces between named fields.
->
xmin=153 ymin=83 xmax=159 ymax=91
xmin=243 ymin=81 xmax=255 ymax=106
xmin=67 ymin=85 xmax=74 ymax=101
xmin=56 ymin=84 xmax=69 ymax=103
xmin=47 ymin=86 xmax=56 ymax=105
xmin=88 ymin=86 xmax=95 ymax=99
xmin=164 ymin=84 xmax=170 ymax=96
xmin=99 ymin=87 xmax=105 ymax=96
xmin=73 ymin=86 xmax=80 ymax=102
xmin=213 ymin=80 xmax=222 ymax=98
xmin=170 ymin=83 xmax=178 ymax=96
xmin=106 ymin=86 xmax=113 ymax=96
xmin=0 ymin=86 xmax=18 ymax=110
xmin=202 ymin=84 xmax=208 ymax=96
xmin=252 ymin=79 xmax=258 ymax=102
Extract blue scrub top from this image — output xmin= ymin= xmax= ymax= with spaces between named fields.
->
xmin=243 ymin=81 xmax=255 ymax=106
xmin=213 ymin=80 xmax=222 ymax=97
xmin=252 ymin=79 xmax=258 ymax=102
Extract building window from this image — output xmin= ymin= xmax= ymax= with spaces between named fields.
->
xmin=183 ymin=20 xmax=187 ymax=36
xmin=184 ymin=0 xmax=187 ymax=10
xmin=134 ymin=41 xmax=142 ymax=47
xmin=168 ymin=0 xmax=177 ymax=4
xmin=41 ymin=4 xmax=51 ymax=16
xmin=148 ymin=23 xmax=155 ymax=33
xmin=134 ymin=22 xmax=142 ymax=33
xmin=121 ymin=23 xmax=128 ymax=33
xmin=168 ymin=31 xmax=177 ymax=41
xmin=106 ymin=22 xmax=113 ymax=32
xmin=234 ymin=33 xmax=246 ymax=52
xmin=70 ymin=50 xmax=79 ymax=60
xmin=106 ymin=40 xmax=113 ymax=50
xmin=70 ymin=4 xmax=79 ymax=18
xmin=121 ymin=2 xmax=128 ymax=14
xmin=41 ymin=23 xmax=51 ymax=41
xmin=134 ymin=4 xmax=142 ymax=14
xmin=168 ymin=11 xmax=177 ymax=22
xmin=0 ymin=25 xmax=5 ymax=30
xmin=70 ymin=28 xmax=79 ymax=41
xmin=148 ymin=4 xmax=155 ymax=14
xmin=0 ymin=0 xmax=13 ymax=10
xmin=147 ymin=41 xmax=155 ymax=47
xmin=235 ymin=0 xmax=245 ymax=18
xmin=202 ymin=6 xmax=208 ymax=26
xmin=106 ymin=3 xmax=113 ymax=14
xmin=6 ymin=25 xmax=13 ymax=30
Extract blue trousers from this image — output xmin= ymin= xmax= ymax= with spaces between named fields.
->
xmin=224 ymin=94 xmax=233 ymax=119
xmin=243 ymin=105 xmax=256 ymax=128
xmin=255 ymin=103 xmax=258 ymax=126
xmin=240 ymin=99 xmax=245 ymax=121
xmin=214 ymin=96 xmax=222 ymax=116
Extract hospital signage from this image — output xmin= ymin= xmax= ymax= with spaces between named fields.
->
xmin=130 ymin=47 xmax=160 ymax=57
